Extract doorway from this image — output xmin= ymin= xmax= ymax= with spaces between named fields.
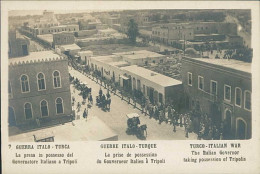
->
xmin=22 ymin=45 xmax=28 ymax=55
xmin=224 ymin=109 xmax=232 ymax=139
xmin=8 ymin=107 xmax=16 ymax=126
xmin=237 ymin=119 xmax=246 ymax=139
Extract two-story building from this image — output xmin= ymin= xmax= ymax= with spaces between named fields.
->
xmin=181 ymin=57 xmax=251 ymax=139
xmin=8 ymin=51 xmax=72 ymax=126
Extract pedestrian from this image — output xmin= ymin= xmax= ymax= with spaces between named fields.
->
xmin=107 ymin=98 xmax=111 ymax=110
xmin=173 ymin=119 xmax=176 ymax=133
xmin=185 ymin=122 xmax=189 ymax=138
xmin=99 ymin=87 xmax=103 ymax=98
xmin=83 ymin=108 xmax=88 ymax=119
xmin=179 ymin=113 xmax=183 ymax=127
xmin=72 ymin=96 xmax=75 ymax=106
xmin=106 ymin=90 xmax=110 ymax=99
xmin=89 ymin=94 xmax=93 ymax=105
xmin=77 ymin=102 xmax=81 ymax=112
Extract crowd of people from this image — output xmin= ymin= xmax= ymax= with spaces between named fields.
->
xmin=139 ymin=95 xmax=226 ymax=140
xmin=70 ymin=62 xmax=227 ymax=140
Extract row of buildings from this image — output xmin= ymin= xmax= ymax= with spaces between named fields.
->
xmin=8 ymin=28 xmax=251 ymax=139
xmin=80 ymin=49 xmax=251 ymax=139
xmin=8 ymin=11 xmax=251 ymax=140
xmin=151 ymin=22 xmax=243 ymax=48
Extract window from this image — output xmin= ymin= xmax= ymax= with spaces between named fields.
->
xmin=235 ymin=87 xmax=242 ymax=107
xmin=40 ymin=100 xmax=49 ymax=117
xmin=53 ymin=71 xmax=61 ymax=88
xmin=210 ymin=80 xmax=217 ymax=95
xmin=8 ymin=81 xmax=12 ymax=98
xmin=20 ymin=75 xmax=30 ymax=93
xmin=198 ymin=76 xmax=204 ymax=90
xmin=37 ymin=73 xmax=46 ymax=90
xmin=56 ymin=98 xmax=64 ymax=114
xmin=224 ymin=85 xmax=231 ymax=101
xmin=24 ymin=103 xmax=33 ymax=119
xmin=188 ymin=72 xmax=192 ymax=86
xmin=244 ymin=90 xmax=251 ymax=111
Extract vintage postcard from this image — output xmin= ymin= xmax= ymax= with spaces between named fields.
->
xmin=1 ymin=1 xmax=260 ymax=174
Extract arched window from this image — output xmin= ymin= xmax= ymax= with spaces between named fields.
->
xmin=40 ymin=100 xmax=49 ymax=117
xmin=53 ymin=71 xmax=61 ymax=88
xmin=56 ymin=98 xmax=64 ymax=114
xmin=24 ymin=103 xmax=33 ymax=119
xmin=37 ymin=73 xmax=46 ymax=90
xmin=21 ymin=75 xmax=30 ymax=93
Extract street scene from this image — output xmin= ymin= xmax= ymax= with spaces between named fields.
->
xmin=8 ymin=9 xmax=252 ymax=141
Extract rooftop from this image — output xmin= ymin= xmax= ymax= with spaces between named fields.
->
xmin=121 ymin=65 xmax=182 ymax=87
xmin=91 ymin=55 xmax=118 ymax=63
xmin=9 ymin=51 xmax=63 ymax=66
xmin=9 ymin=117 xmax=118 ymax=142
xmin=49 ymin=24 xmax=78 ymax=29
xmin=113 ymin=50 xmax=165 ymax=60
xmin=108 ymin=61 xmax=130 ymax=67
xmin=37 ymin=34 xmax=53 ymax=43
xmin=60 ymin=43 xmax=81 ymax=51
xmin=183 ymin=57 xmax=251 ymax=73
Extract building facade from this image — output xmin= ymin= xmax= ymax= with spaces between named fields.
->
xmin=53 ymin=32 xmax=75 ymax=46
xmin=181 ymin=57 xmax=251 ymax=139
xmin=8 ymin=31 xmax=30 ymax=58
xmin=152 ymin=22 xmax=238 ymax=45
xmin=8 ymin=51 xmax=72 ymax=126
xmin=121 ymin=65 xmax=183 ymax=106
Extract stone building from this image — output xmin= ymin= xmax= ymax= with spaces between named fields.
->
xmin=181 ymin=57 xmax=251 ymax=139
xmin=152 ymin=22 xmax=238 ymax=45
xmin=8 ymin=31 xmax=30 ymax=58
xmin=8 ymin=51 xmax=72 ymax=126
xmin=53 ymin=32 xmax=75 ymax=47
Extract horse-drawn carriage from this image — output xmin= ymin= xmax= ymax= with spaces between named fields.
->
xmin=126 ymin=113 xmax=147 ymax=140
xmin=96 ymin=95 xmax=111 ymax=111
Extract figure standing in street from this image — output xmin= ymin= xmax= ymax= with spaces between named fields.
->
xmin=77 ymin=102 xmax=81 ymax=112
xmin=83 ymin=108 xmax=88 ymax=119
xmin=99 ymin=87 xmax=103 ymax=98
xmin=89 ymin=94 xmax=93 ymax=105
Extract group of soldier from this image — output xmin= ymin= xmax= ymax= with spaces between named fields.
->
xmin=96 ymin=88 xmax=112 ymax=111
xmin=198 ymin=113 xmax=225 ymax=140
xmin=139 ymin=96 xmax=226 ymax=139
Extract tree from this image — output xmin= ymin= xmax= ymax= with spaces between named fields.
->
xmin=126 ymin=19 xmax=139 ymax=44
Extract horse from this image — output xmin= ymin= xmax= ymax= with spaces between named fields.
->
xmin=137 ymin=124 xmax=147 ymax=140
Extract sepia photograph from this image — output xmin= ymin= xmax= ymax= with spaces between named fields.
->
xmin=7 ymin=9 xmax=252 ymax=142
xmin=2 ymin=1 xmax=260 ymax=174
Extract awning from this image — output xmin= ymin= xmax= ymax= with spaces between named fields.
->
xmin=120 ymin=75 xmax=129 ymax=80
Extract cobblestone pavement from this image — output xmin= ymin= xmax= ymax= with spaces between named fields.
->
xmin=69 ymin=68 xmax=198 ymax=140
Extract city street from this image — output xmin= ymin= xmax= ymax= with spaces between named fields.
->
xmin=69 ymin=68 xmax=197 ymax=140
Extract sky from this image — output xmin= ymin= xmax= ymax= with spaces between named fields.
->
xmin=8 ymin=10 xmax=116 ymax=17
